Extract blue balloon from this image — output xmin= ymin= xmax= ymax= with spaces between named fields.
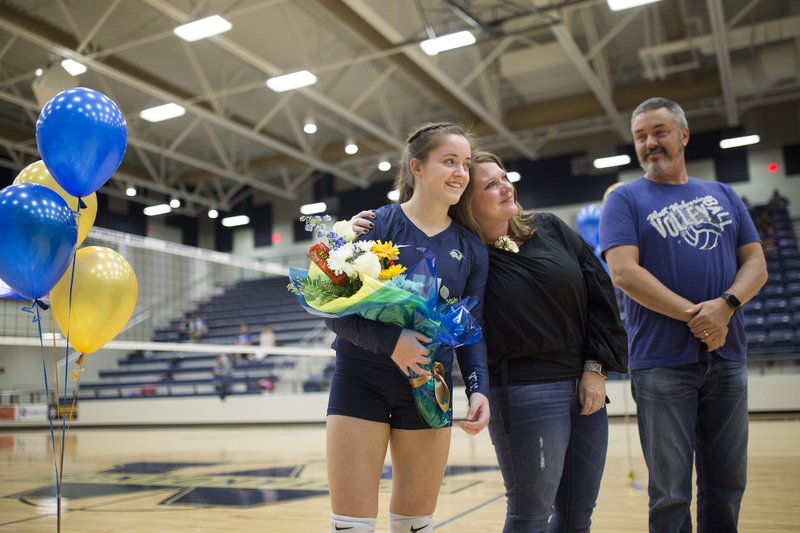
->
xmin=576 ymin=204 xmax=602 ymax=247
xmin=0 ymin=183 xmax=78 ymax=300
xmin=36 ymin=87 xmax=127 ymax=198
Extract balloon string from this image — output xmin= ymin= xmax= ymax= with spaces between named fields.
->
xmin=65 ymin=355 xmax=85 ymax=435
xmin=51 ymin=313 xmax=60 ymax=422
xmin=24 ymin=302 xmax=61 ymax=529
xmin=58 ymin=250 xmax=79 ymax=507
xmin=73 ymin=199 xmax=83 ymax=231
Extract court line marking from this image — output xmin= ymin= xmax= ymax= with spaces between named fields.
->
xmin=437 ymin=493 xmax=505 ymax=528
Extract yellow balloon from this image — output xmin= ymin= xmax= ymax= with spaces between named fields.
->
xmin=14 ymin=160 xmax=98 ymax=245
xmin=51 ymin=246 xmax=138 ymax=354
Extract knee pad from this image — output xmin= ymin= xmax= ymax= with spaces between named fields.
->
xmin=330 ymin=513 xmax=376 ymax=533
xmin=389 ymin=512 xmax=433 ymax=532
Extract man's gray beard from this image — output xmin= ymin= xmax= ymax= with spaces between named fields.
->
xmin=640 ymin=149 xmax=680 ymax=177
xmin=641 ymin=158 xmax=668 ymax=176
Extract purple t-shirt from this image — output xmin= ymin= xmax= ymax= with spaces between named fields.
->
xmin=599 ymin=177 xmax=760 ymax=370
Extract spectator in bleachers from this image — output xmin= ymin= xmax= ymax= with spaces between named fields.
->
xmin=755 ymin=211 xmax=778 ymax=256
xmin=177 ymin=312 xmax=192 ymax=341
xmin=179 ymin=312 xmax=207 ymax=342
xmin=188 ymin=313 xmax=208 ymax=342
xmin=768 ymin=188 xmax=790 ymax=211
xmin=740 ymin=195 xmax=752 ymax=212
xmin=212 ymin=353 xmax=233 ymax=400
xmin=234 ymin=323 xmax=253 ymax=363
xmin=254 ymin=323 xmax=276 ymax=361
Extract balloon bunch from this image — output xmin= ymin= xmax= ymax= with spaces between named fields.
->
xmin=0 ymin=87 xmax=137 ymax=527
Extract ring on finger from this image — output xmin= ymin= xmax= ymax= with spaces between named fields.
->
xmin=702 ymin=329 xmax=710 ymax=337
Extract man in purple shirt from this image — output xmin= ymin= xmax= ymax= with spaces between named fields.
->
xmin=600 ymin=97 xmax=768 ymax=532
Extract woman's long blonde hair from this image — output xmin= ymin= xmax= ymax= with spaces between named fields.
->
xmin=450 ymin=151 xmax=535 ymax=244
xmin=393 ymin=122 xmax=475 ymax=203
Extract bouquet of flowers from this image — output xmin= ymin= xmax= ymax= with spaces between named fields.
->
xmin=288 ymin=215 xmax=483 ymax=428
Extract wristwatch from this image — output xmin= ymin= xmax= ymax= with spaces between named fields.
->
xmin=720 ymin=292 xmax=742 ymax=311
xmin=583 ymin=361 xmax=607 ymax=379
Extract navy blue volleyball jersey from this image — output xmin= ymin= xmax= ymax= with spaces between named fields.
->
xmin=326 ymin=203 xmax=490 ymax=398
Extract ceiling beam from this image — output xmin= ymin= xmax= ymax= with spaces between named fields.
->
xmin=551 ymin=24 xmax=629 ymax=140
xmin=0 ymin=6 xmax=366 ymax=190
xmin=141 ymin=0 xmax=403 ymax=152
xmin=320 ymin=0 xmax=537 ymax=159
xmin=0 ymin=89 xmax=297 ymax=200
xmin=706 ymin=0 xmax=739 ymax=126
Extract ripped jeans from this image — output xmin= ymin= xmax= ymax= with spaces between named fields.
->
xmin=488 ymin=379 xmax=608 ymax=533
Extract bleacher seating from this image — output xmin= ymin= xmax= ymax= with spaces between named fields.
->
xmin=78 ymin=277 xmax=332 ymax=400
xmin=743 ymin=206 xmax=800 ymax=361
xmin=153 ymin=277 xmax=327 ymax=346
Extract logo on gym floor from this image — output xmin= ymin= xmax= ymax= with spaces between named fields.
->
xmin=6 ymin=462 xmax=497 ymax=509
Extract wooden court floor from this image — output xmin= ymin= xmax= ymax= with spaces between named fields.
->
xmin=1 ymin=416 xmax=798 ymax=532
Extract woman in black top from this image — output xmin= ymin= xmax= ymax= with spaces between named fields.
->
xmin=450 ymin=151 xmax=628 ymax=532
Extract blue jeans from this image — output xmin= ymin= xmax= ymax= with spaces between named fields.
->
xmin=632 ymin=358 xmax=748 ymax=533
xmin=488 ymin=379 xmax=608 ymax=533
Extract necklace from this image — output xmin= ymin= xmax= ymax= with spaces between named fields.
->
xmin=493 ymin=235 xmax=519 ymax=253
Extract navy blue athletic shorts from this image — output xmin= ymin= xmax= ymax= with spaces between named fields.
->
xmin=327 ymin=353 xmax=449 ymax=430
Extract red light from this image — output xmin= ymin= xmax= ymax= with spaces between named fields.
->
xmin=271 ymin=232 xmax=282 ymax=244
xmin=767 ymin=163 xmax=779 ymax=173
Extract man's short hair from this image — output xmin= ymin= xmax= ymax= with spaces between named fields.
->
xmin=631 ymin=97 xmax=688 ymax=130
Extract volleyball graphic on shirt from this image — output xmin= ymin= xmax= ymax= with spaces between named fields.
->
xmin=682 ymin=222 xmax=722 ymax=251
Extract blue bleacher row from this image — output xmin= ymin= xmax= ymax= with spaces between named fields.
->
xmin=76 ymin=352 xmax=300 ymax=400
xmin=743 ymin=206 xmax=799 ymax=357
xmin=77 ymin=276 xmax=337 ymax=400
xmin=152 ymin=277 xmax=328 ymax=346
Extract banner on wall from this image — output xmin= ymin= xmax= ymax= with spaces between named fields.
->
xmin=17 ymin=403 xmax=48 ymax=421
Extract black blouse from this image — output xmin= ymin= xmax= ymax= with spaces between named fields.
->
xmin=483 ymin=212 xmax=627 ymax=387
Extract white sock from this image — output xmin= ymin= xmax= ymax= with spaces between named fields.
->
xmin=389 ymin=512 xmax=434 ymax=532
xmin=330 ymin=513 xmax=376 ymax=532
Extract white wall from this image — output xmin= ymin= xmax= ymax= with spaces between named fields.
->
xmin=2 ymin=373 xmax=798 ymax=428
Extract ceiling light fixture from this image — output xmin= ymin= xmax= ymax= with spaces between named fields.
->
xmin=507 ymin=171 xmax=521 ymax=183
xmin=61 ymin=59 xmax=87 ymax=76
xmin=174 ymin=15 xmax=232 ymax=42
xmin=719 ymin=135 xmax=760 ymax=149
xmin=378 ymin=161 xmax=391 ymax=172
xmin=344 ymin=140 xmax=358 ymax=155
xmin=593 ymin=155 xmax=632 ymax=169
xmin=387 ymin=190 xmax=400 ymax=202
xmin=303 ymin=117 xmax=317 ymax=134
xmin=420 ymin=30 xmax=476 ymax=56
xmin=143 ymin=204 xmax=172 ymax=217
xmin=208 ymin=209 xmax=219 ymax=219
xmin=125 ymin=186 xmax=137 ymax=197
xmin=169 ymin=198 xmax=181 ymax=208
xmin=266 ymin=70 xmax=317 ymax=92
xmin=300 ymin=202 xmax=327 ymax=215
xmin=606 ymin=0 xmax=662 ymax=11
xmin=140 ymin=103 xmax=186 ymax=123
xmin=221 ymin=215 xmax=250 ymax=227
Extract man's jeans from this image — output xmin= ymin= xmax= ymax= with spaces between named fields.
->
xmin=488 ymin=379 xmax=608 ymax=533
xmin=632 ymin=358 xmax=748 ymax=533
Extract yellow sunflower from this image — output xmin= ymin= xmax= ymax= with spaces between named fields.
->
xmin=379 ymin=264 xmax=407 ymax=280
xmin=371 ymin=240 xmax=400 ymax=260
